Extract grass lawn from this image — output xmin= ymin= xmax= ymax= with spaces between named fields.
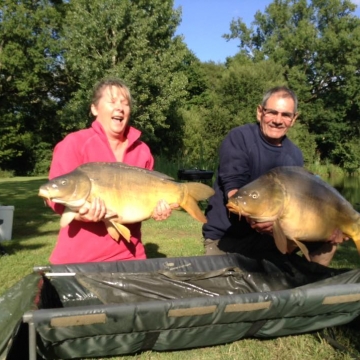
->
xmin=0 ymin=177 xmax=360 ymax=360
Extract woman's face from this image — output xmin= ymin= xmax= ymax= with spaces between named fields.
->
xmin=91 ymin=85 xmax=131 ymax=140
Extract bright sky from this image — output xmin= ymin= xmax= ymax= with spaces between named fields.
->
xmin=174 ymin=0 xmax=360 ymax=63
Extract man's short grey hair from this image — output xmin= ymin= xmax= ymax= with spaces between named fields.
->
xmin=261 ymin=86 xmax=298 ymax=113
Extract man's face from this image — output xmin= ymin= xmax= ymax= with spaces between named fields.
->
xmin=256 ymin=94 xmax=298 ymax=145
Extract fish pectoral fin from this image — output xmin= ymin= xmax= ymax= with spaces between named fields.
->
xmin=272 ymin=219 xmax=288 ymax=254
xmin=104 ymin=212 xmax=118 ymax=220
xmin=291 ymin=239 xmax=311 ymax=262
xmin=103 ymin=220 xmax=121 ymax=242
xmin=109 ymin=220 xmax=131 ymax=243
xmin=60 ymin=208 xmax=77 ymax=227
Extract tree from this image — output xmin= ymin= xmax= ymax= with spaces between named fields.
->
xmin=60 ymin=0 xmax=189 ymax=156
xmin=224 ymin=0 xmax=360 ymax=169
xmin=0 ymin=0 xmax=68 ymax=175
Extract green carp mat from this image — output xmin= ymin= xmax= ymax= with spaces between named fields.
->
xmin=1 ymin=253 xmax=360 ymax=359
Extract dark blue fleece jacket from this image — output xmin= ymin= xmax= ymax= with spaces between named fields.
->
xmin=202 ymin=123 xmax=304 ymax=240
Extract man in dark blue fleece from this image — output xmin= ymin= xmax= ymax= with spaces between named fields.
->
xmin=202 ymin=86 xmax=345 ymax=266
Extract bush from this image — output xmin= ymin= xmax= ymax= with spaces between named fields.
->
xmin=0 ymin=169 xmax=14 ymax=178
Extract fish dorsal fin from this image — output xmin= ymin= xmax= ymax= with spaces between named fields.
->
xmin=291 ymin=239 xmax=311 ymax=262
xmin=272 ymin=219 xmax=288 ymax=254
xmin=60 ymin=208 xmax=77 ymax=227
xmin=148 ymin=170 xmax=174 ymax=180
xmin=108 ymin=220 xmax=131 ymax=242
xmin=121 ymin=163 xmax=175 ymax=181
xmin=80 ymin=162 xmax=174 ymax=181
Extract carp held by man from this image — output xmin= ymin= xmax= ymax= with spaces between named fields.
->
xmin=39 ymin=162 xmax=215 ymax=242
xmin=226 ymin=166 xmax=360 ymax=260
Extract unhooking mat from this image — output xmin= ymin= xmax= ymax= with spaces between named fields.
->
xmin=1 ymin=253 xmax=360 ymax=359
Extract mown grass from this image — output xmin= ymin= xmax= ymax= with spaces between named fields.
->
xmin=0 ymin=177 xmax=360 ymax=360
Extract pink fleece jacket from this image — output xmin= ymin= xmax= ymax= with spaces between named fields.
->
xmin=48 ymin=120 xmax=154 ymax=264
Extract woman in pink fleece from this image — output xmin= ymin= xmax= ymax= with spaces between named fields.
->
xmin=47 ymin=77 xmax=173 ymax=264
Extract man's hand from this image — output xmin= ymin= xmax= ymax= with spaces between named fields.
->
xmin=246 ymin=217 xmax=273 ymax=235
xmin=152 ymin=200 xmax=179 ymax=221
xmin=327 ymin=228 xmax=349 ymax=244
xmin=309 ymin=229 xmax=348 ymax=266
xmin=309 ymin=243 xmax=337 ymax=266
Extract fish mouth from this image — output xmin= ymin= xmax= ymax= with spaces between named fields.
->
xmin=226 ymin=203 xmax=238 ymax=212
xmin=226 ymin=202 xmax=245 ymax=211
xmin=226 ymin=203 xmax=248 ymax=217
xmin=38 ymin=188 xmax=50 ymax=199
xmin=38 ymin=188 xmax=86 ymax=208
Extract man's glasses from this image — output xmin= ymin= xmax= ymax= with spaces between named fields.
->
xmin=262 ymin=107 xmax=295 ymax=122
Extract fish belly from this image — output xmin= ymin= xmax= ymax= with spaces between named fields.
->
xmin=280 ymin=193 xmax=356 ymax=242
xmin=280 ymin=211 xmax=334 ymax=241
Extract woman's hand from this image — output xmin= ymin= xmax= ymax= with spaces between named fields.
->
xmin=152 ymin=200 xmax=179 ymax=221
xmin=75 ymin=198 xmax=109 ymax=222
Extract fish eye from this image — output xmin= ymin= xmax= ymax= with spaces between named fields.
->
xmin=249 ymin=191 xmax=259 ymax=199
xmin=60 ymin=180 xmax=67 ymax=185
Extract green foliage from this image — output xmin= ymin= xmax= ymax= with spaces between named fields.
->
xmin=179 ymin=53 xmax=217 ymax=107
xmin=0 ymin=169 xmax=14 ymax=178
xmin=30 ymin=142 xmax=53 ymax=176
xmin=331 ymin=140 xmax=360 ymax=174
xmin=224 ymin=0 xmax=360 ymax=171
xmin=287 ymin=120 xmax=317 ymax=165
xmin=61 ymin=0 xmax=189 ymax=156
xmin=220 ymin=59 xmax=287 ymax=123
xmin=0 ymin=0 xmax=71 ymax=175
xmin=180 ymin=105 xmax=224 ymax=167
xmin=307 ymin=159 xmax=346 ymax=178
xmin=178 ymin=59 xmax=290 ymax=166
xmin=0 ymin=0 xmax=191 ymax=171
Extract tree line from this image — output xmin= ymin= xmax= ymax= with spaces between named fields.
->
xmin=1 ymin=0 xmax=360 ymax=176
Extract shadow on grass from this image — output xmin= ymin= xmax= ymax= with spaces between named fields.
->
xmin=145 ymin=243 xmax=167 ymax=258
xmin=0 ymin=233 xmax=58 ymax=255
xmin=317 ymin=323 xmax=360 ymax=358
xmin=341 ymin=325 xmax=360 ymax=356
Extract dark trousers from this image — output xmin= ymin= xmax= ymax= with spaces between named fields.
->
xmin=204 ymin=233 xmax=325 ymax=262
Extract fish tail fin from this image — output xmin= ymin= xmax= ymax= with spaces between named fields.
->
xmin=350 ymin=217 xmax=360 ymax=254
xmin=353 ymin=239 xmax=360 ymax=254
xmin=181 ymin=196 xmax=207 ymax=223
xmin=180 ymin=183 xmax=214 ymax=223
xmin=184 ymin=182 xmax=215 ymax=201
